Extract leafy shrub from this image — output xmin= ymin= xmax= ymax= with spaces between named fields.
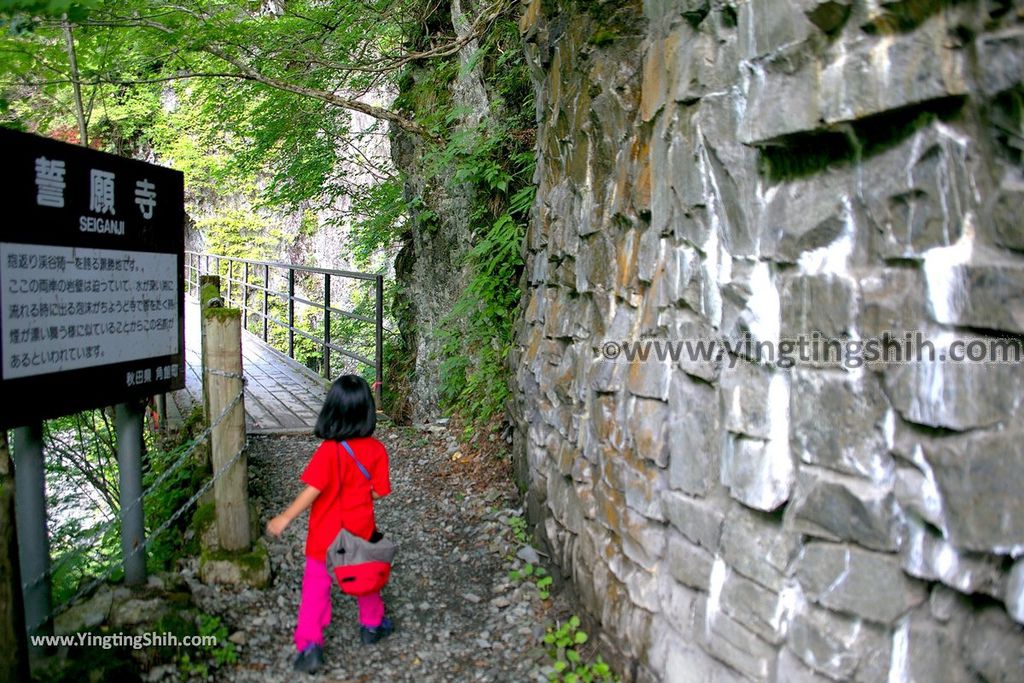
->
xmin=544 ymin=616 xmax=619 ymax=683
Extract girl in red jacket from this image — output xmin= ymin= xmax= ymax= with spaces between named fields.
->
xmin=266 ymin=374 xmax=392 ymax=673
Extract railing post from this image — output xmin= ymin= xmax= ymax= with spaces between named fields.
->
xmin=375 ymin=274 xmax=384 ymax=408
xmin=195 ymin=255 xmax=381 ymax=398
xmin=226 ymin=259 xmax=232 ymax=307
xmin=288 ymin=268 xmax=295 ymax=359
xmin=324 ymin=274 xmax=331 ymax=380
xmin=262 ymin=264 xmax=269 ymax=342
xmin=242 ymin=262 xmax=249 ymax=331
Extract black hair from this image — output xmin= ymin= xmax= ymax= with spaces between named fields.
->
xmin=314 ymin=374 xmax=377 ymax=441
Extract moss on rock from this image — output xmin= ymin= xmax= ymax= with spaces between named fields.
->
xmin=199 ymin=541 xmax=271 ymax=588
xmin=202 ymin=306 xmax=241 ymax=322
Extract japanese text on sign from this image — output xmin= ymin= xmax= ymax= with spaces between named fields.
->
xmin=1 ymin=243 xmax=178 ymax=379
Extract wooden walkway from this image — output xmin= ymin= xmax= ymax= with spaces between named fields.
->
xmin=167 ymin=300 xmax=328 ymax=434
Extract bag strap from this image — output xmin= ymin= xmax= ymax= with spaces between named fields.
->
xmin=339 ymin=440 xmax=372 ymax=481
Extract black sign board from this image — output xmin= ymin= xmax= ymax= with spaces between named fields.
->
xmin=0 ymin=128 xmax=185 ymax=428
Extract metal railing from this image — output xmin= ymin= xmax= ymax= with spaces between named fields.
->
xmin=184 ymin=251 xmax=384 ymax=402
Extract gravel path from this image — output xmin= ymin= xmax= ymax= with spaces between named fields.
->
xmin=182 ymin=421 xmax=562 ymax=682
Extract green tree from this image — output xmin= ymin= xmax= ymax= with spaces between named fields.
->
xmin=1 ymin=0 xmax=533 ymax=426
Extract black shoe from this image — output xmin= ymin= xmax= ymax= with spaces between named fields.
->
xmin=293 ymin=643 xmax=324 ymax=673
xmin=360 ymin=616 xmax=394 ymax=645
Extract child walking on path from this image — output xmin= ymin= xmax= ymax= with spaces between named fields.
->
xmin=266 ymin=375 xmax=393 ymax=673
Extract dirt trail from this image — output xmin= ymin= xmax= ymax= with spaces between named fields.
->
xmin=183 ymin=421 xmax=562 ymax=682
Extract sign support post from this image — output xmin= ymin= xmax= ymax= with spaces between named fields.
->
xmin=12 ymin=423 xmax=51 ymax=650
xmin=154 ymin=394 xmax=167 ymax=433
xmin=115 ymin=402 xmax=146 ymax=585
xmin=0 ymin=432 xmax=30 ymax=679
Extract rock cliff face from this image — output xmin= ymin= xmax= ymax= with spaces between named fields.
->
xmin=511 ymin=0 xmax=1024 ymax=679
xmin=390 ymin=127 xmax=474 ymax=419
xmin=390 ymin=0 xmax=493 ymax=420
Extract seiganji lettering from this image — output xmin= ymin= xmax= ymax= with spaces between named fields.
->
xmin=34 ymin=157 xmax=66 ymax=208
xmin=89 ymin=169 xmax=116 ymax=215
xmin=135 ymin=179 xmax=157 ymax=219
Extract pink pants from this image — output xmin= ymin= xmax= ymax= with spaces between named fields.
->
xmin=294 ymin=558 xmax=385 ymax=651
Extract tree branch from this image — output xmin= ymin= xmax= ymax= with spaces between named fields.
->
xmin=201 ymin=44 xmax=439 ymax=141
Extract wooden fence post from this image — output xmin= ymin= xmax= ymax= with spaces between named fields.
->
xmin=0 ymin=433 xmax=29 ymax=681
xmin=202 ymin=308 xmax=250 ymax=552
xmin=198 ymin=275 xmax=221 ymax=468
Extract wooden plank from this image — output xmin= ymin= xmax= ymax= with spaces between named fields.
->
xmin=240 ymin=379 xmax=301 ymax=426
xmin=240 ymin=350 xmax=323 ymax=417
xmin=240 ymin=369 xmax=314 ymax=427
xmin=239 ymin=390 xmax=278 ymax=431
xmin=174 ymin=300 xmax=327 ymax=433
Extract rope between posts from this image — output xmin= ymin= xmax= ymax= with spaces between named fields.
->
xmin=29 ymin=434 xmax=249 ymax=633
xmin=206 ymin=368 xmax=243 ymax=379
xmin=20 ymin=375 xmax=246 ymax=593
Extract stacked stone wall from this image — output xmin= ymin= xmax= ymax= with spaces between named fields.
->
xmin=511 ymin=0 xmax=1024 ymax=679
